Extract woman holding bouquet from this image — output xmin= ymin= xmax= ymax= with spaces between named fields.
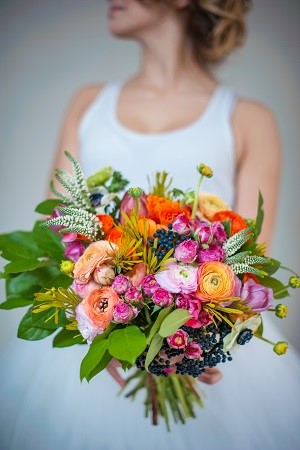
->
xmin=1 ymin=1 xmax=300 ymax=449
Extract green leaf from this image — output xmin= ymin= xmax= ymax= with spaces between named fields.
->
xmin=0 ymin=296 xmax=33 ymax=310
xmin=221 ymin=220 xmax=231 ymax=238
xmin=31 ymin=307 xmax=67 ymax=330
xmin=260 ymin=258 xmax=281 ymax=276
xmin=159 ymin=309 xmax=191 ymax=338
xmin=35 ymin=199 xmax=61 ymax=215
xmin=2 ymin=259 xmax=41 ymax=274
xmin=145 ymin=333 xmax=164 ymax=371
xmin=85 ymin=351 xmax=113 ymax=382
xmin=146 ymin=305 xmax=173 ymax=344
xmin=17 ymin=308 xmax=56 ymax=341
xmin=259 ymin=276 xmax=289 ymax=299
xmin=80 ymin=338 xmax=109 ymax=381
xmin=108 ymin=326 xmax=147 ymax=364
xmin=53 ymin=328 xmax=85 ymax=348
xmin=0 ymin=229 xmax=43 ymax=261
xmin=254 ymin=191 xmax=264 ymax=239
xmin=33 ymin=221 xmax=65 ymax=262
xmin=256 ymin=317 xmax=264 ymax=337
xmin=43 ymin=273 xmax=72 ymax=290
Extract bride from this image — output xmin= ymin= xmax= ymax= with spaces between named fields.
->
xmin=1 ymin=1 xmax=299 ymax=449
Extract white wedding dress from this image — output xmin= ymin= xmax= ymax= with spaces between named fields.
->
xmin=0 ymin=83 xmax=299 ymax=450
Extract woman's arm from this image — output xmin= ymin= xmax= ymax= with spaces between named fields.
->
xmin=47 ymin=85 xmax=103 ymax=196
xmin=233 ymin=100 xmax=282 ymax=249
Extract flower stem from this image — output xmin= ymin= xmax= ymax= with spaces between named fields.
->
xmin=191 ymin=174 xmax=203 ymax=219
xmin=254 ymin=333 xmax=275 ymax=345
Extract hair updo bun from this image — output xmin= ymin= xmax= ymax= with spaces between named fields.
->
xmin=188 ymin=0 xmax=251 ymax=64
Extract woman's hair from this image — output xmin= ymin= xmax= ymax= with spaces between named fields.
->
xmin=139 ymin=0 xmax=251 ymax=65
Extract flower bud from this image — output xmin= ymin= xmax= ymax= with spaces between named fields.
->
xmin=93 ymin=264 xmax=115 ymax=286
xmin=124 ymin=286 xmax=143 ymax=303
xmin=113 ymin=302 xmax=137 ymax=324
xmin=128 ymin=187 xmax=143 ymax=198
xmin=289 ymin=276 xmax=300 ymax=289
xmin=197 ymin=163 xmax=213 ymax=178
xmin=112 ymin=274 xmax=131 ymax=295
xmin=275 ymin=304 xmax=288 ymax=318
xmin=273 ymin=341 xmax=288 ymax=355
xmin=60 ymin=260 xmax=75 ymax=274
xmin=86 ymin=166 xmax=113 ymax=188
xmin=119 ymin=190 xmax=148 ymax=223
xmin=152 ymin=287 xmax=173 ymax=307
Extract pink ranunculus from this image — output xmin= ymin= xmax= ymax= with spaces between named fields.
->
xmin=64 ymin=241 xmax=86 ymax=262
xmin=119 ymin=191 xmax=148 ymax=223
xmin=167 ymin=329 xmax=189 ymax=349
xmin=197 ymin=243 xmax=225 ymax=263
xmin=174 ymin=239 xmax=199 ymax=263
xmin=75 ymin=303 xmax=103 ymax=345
xmin=155 ymin=263 xmax=198 ymax=294
xmin=113 ymin=302 xmax=137 ymax=324
xmin=241 ymin=279 xmax=274 ymax=312
xmin=185 ymin=342 xmax=202 ymax=359
xmin=172 ymin=214 xmax=191 ymax=235
xmin=124 ymin=286 xmax=143 ymax=303
xmin=112 ymin=275 xmax=131 ymax=295
xmin=175 ymin=293 xmax=190 ymax=310
xmin=141 ymin=274 xmax=160 ymax=296
xmin=71 ymin=279 xmax=100 ymax=299
xmin=211 ymin=222 xmax=227 ymax=244
xmin=93 ymin=264 xmax=115 ymax=286
xmin=152 ymin=287 xmax=174 ymax=307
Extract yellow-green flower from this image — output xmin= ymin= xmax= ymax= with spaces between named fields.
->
xmin=289 ymin=276 xmax=300 ymax=289
xmin=86 ymin=166 xmax=113 ymax=188
xmin=275 ymin=304 xmax=288 ymax=318
xmin=273 ymin=341 xmax=288 ymax=355
xmin=197 ymin=163 xmax=213 ymax=178
xmin=60 ymin=260 xmax=75 ymax=274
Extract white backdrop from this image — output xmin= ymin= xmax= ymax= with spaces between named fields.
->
xmin=0 ymin=0 xmax=299 ymax=351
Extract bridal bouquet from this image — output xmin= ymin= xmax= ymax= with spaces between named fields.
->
xmin=0 ymin=152 xmax=299 ymax=429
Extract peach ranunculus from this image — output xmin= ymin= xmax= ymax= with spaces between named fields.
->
xmin=198 ymin=193 xmax=231 ymax=222
xmin=76 ymin=287 xmax=121 ymax=343
xmin=73 ymin=241 xmax=118 ymax=284
xmin=197 ymin=262 xmax=236 ymax=302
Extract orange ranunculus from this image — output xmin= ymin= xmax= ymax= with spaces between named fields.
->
xmin=81 ymin=287 xmax=120 ymax=330
xmin=137 ymin=218 xmax=158 ymax=237
xmin=197 ymin=262 xmax=236 ymax=301
xmin=147 ymin=195 xmax=191 ymax=225
xmin=198 ymin=193 xmax=231 ymax=221
xmin=105 ymin=227 xmax=123 ymax=244
xmin=212 ymin=210 xmax=248 ymax=236
xmin=73 ymin=241 xmax=118 ymax=284
xmin=96 ymin=214 xmax=114 ymax=235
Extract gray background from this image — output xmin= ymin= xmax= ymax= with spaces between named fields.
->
xmin=0 ymin=0 xmax=299 ymax=351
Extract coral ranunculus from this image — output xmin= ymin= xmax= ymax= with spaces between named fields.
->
xmin=212 ymin=210 xmax=248 ymax=236
xmin=73 ymin=241 xmax=118 ymax=283
xmin=81 ymin=287 xmax=120 ymax=330
xmin=197 ymin=262 xmax=236 ymax=301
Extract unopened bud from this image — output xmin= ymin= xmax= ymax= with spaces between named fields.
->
xmin=197 ymin=164 xmax=213 ymax=178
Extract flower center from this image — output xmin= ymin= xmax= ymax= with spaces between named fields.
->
xmin=179 ymin=269 xmax=189 ymax=279
xmin=95 ymin=298 xmax=108 ymax=313
xmin=211 ymin=276 xmax=220 ymax=287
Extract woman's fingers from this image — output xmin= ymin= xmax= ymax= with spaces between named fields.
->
xmin=106 ymin=359 xmax=126 ymax=388
xmin=198 ymin=367 xmax=223 ymax=385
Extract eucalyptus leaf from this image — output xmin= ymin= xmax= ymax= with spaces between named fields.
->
xmin=145 ymin=333 xmax=164 ymax=371
xmin=17 ymin=308 xmax=56 ymax=341
xmin=108 ymin=326 xmax=147 ymax=364
xmin=80 ymin=338 xmax=109 ymax=381
xmin=159 ymin=309 xmax=191 ymax=338
xmin=35 ymin=199 xmax=61 ymax=215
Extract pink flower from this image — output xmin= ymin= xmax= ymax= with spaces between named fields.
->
xmin=75 ymin=303 xmax=103 ymax=344
xmin=61 ymin=232 xmax=78 ymax=243
xmin=185 ymin=342 xmax=202 ymax=359
xmin=241 ymin=279 xmax=274 ymax=312
xmin=174 ymin=239 xmax=199 ymax=263
xmin=119 ymin=191 xmax=148 ymax=223
xmin=141 ymin=274 xmax=160 ymax=296
xmin=197 ymin=225 xmax=212 ymax=244
xmin=93 ymin=264 xmax=115 ymax=286
xmin=197 ymin=243 xmax=225 ymax=262
xmin=167 ymin=329 xmax=189 ymax=349
xmin=112 ymin=275 xmax=131 ymax=295
xmin=172 ymin=214 xmax=191 ymax=235
xmin=175 ymin=293 xmax=190 ymax=309
xmin=113 ymin=302 xmax=137 ymax=324
xmin=152 ymin=287 xmax=174 ymax=307
xmin=197 ymin=310 xmax=213 ymax=327
xmin=71 ymin=279 xmax=100 ymax=299
xmin=211 ymin=222 xmax=227 ymax=244
xmin=126 ymin=262 xmax=147 ymax=287
xmin=155 ymin=263 xmax=198 ymax=294
xmin=64 ymin=241 xmax=85 ymax=262
xmin=124 ymin=286 xmax=143 ymax=303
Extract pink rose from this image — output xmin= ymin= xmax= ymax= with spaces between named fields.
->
xmin=197 ymin=225 xmax=212 ymax=244
xmin=124 ymin=286 xmax=143 ymax=303
xmin=197 ymin=243 xmax=225 ymax=262
xmin=174 ymin=239 xmax=199 ymax=263
xmin=167 ymin=329 xmax=189 ymax=349
xmin=185 ymin=342 xmax=202 ymax=359
xmin=172 ymin=214 xmax=191 ymax=235
xmin=241 ymin=279 xmax=274 ymax=312
xmin=175 ymin=293 xmax=190 ymax=310
xmin=155 ymin=263 xmax=198 ymax=294
xmin=152 ymin=287 xmax=174 ymax=307
xmin=141 ymin=274 xmax=160 ymax=296
xmin=112 ymin=275 xmax=131 ymax=295
xmin=113 ymin=302 xmax=137 ymax=324
xmin=211 ymin=222 xmax=227 ymax=244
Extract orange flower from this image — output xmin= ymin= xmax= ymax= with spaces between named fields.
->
xmin=105 ymin=227 xmax=123 ymax=244
xmin=147 ymin=195 xmax=191 ymax=225
xmin=198 ymin=193 xmax=231 ymax=221
xmin=81 ymin=287 xmax=120 ymax=330
xmin=197 ymin=261 xmax=236 ymax=301
xmin=73 ymin=241 xmax=118 ymax=283
xmin=213 ymin=210 xmax=248 ymax=236
xmin=243 ymin=273 xmax=260 ymax=284
xmin=137 ymin=218 xmax=158 ymax=237
xmin=96 ymin=214 xmax=114 ymax=235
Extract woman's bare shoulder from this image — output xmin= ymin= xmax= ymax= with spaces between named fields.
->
xmin=233 ymin=97 xmax=278 ymax=133
xmin=66 ymin=84 xmax=105 ymax=120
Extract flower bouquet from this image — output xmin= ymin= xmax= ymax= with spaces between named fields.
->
xmin=0 ymin=152 xmax=299 ymax=430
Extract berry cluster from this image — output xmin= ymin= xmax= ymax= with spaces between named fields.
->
xmin=148 ymin=224 xmax=191 ymax=261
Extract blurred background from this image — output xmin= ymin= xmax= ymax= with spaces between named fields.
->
xmin=0 ymin=0 xmax=299 ymax=351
